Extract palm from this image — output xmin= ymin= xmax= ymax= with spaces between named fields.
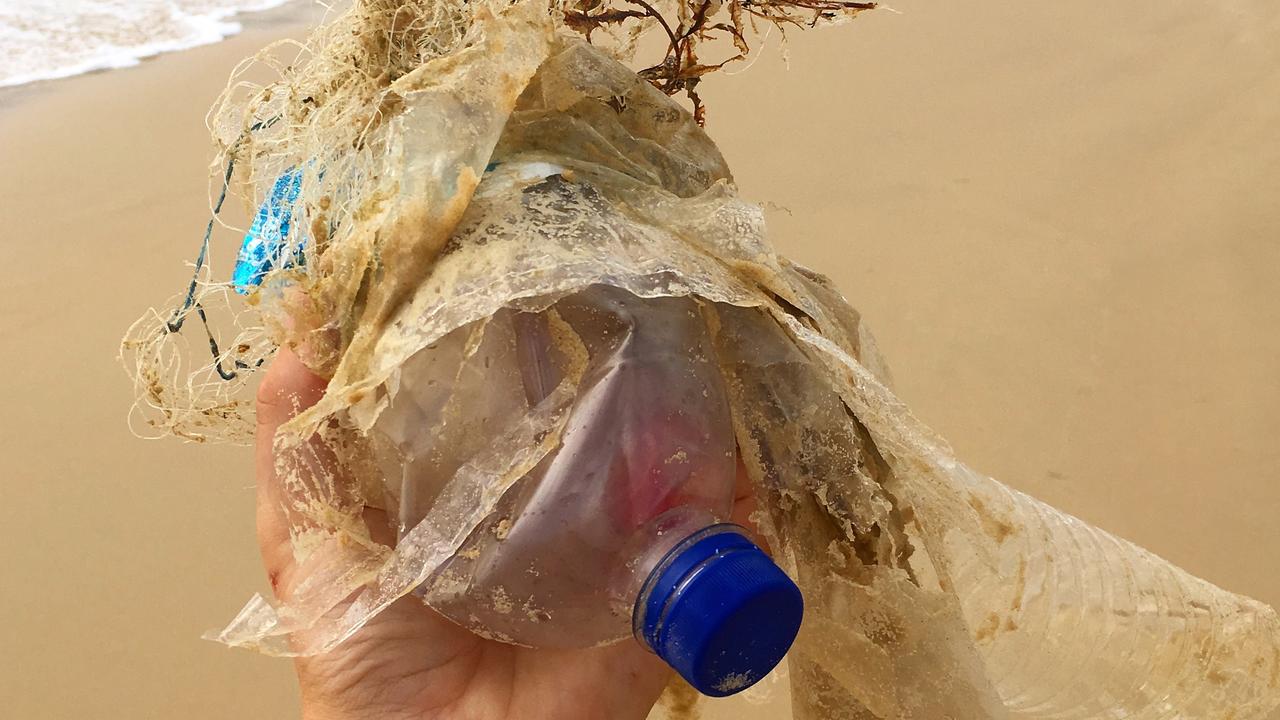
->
xmin=292 ymin=591 xmax=670 ymax=720
xmin=257 ymin=351 xmax=672 ymax=720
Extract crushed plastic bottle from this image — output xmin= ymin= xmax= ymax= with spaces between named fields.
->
xmin=155 ymin=7 xmax=1280 ymax=715
xmin=373 ymin=285 xmax=805 ymax=696
xmin=929 ymin=463 xmax=1280 ymax=719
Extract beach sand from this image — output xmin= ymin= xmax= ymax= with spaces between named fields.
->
xmin=1 ymin=1 xmax=1277 ymax=718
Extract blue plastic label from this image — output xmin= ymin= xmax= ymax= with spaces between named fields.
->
xmin=233 ymin=168 xmax=305 ymax=293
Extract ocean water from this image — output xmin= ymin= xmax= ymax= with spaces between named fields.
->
xmin=0 ymin=0 xmax=298 ymax=89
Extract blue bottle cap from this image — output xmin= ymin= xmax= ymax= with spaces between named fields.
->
xmin=635 ymin=526 xmax=804 ymax=697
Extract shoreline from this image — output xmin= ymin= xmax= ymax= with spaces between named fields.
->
xmin=0 ymin=0 xmax=318 ymax=103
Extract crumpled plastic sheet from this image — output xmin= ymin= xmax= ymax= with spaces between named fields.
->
xmin=212 ymin=5 xmax=1280 ymax=718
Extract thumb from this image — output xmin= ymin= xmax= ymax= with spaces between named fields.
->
xmin=255 ymin=348 xmax=328 ymax=597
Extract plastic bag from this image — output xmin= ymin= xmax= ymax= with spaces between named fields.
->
xmin=124 ymin=2 xmax=1280 ymax=718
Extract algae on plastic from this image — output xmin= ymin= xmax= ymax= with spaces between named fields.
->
xmin=124 ymin=2 xmax=1280 ymax=718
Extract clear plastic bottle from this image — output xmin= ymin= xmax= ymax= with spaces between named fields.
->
xmin=938 ymin=464 xmax=1280 ymax=719
xmin=375 ymin=286 xmax=804 ymax=696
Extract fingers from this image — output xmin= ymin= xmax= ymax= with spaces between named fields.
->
xmin=255 ymin=348 xmax=328 ymax=596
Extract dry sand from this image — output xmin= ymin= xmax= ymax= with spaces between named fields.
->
xmin=1 ymin=1 xmax=1277 ymax=718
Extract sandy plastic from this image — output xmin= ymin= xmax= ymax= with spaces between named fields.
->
xmin=377 ymin=286 xmax=741 ymax=648
xmin=123 ymin=2 xmax=1280 ymax=717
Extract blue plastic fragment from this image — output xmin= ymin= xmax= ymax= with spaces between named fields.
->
xmin=232 ymin=162 xmax=501 ymax=293
xmin=233 ymin=168 xmax=305 ymax=293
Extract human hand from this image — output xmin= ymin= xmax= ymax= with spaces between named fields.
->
xmin=256 ymin=349 xmax=765 ymax=720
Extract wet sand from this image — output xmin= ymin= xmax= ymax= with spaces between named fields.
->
xmin=1 ymin=1 xmax=1276 ymax=718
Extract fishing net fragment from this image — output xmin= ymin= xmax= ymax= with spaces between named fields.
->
xmin=121 ymin=1 xmax=1280 ymax=718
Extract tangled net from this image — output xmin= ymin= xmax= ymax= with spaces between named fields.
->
xmin=121 ymin=0 xmax=873 ymax=444
xmin=120 ymin=5 xmax=1280 ymax=719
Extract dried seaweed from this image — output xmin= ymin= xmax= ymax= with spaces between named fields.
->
xmin=563 ymin=0 xmax=875 ymax=123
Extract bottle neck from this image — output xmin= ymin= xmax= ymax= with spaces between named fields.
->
xmin=627 ymin=517 xmax=746 ymax=649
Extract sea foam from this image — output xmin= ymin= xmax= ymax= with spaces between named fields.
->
xmin=0 ymin=0 xmax=298 ymax=89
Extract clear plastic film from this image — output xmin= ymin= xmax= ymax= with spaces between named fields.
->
xmin=124 ymin=2 xmax=1280 ymax=718
xmin=376 ymin=286 xmax=740 ymax=648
